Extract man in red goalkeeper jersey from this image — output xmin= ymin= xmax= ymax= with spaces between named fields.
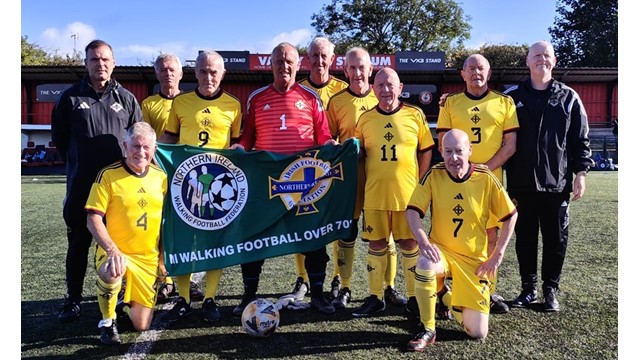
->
xmin=230 ymin=42 xmax=338 ymax=315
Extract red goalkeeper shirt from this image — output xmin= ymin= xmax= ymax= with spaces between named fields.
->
xmin=238 ymin=83 xmax=332 ymax=154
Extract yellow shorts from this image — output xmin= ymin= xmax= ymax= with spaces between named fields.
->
xmin=95 ymin=245 xmax=160 ymax=308
xmin=437 ymin=245 xmax=491 ymax=314
xmin=361 ymin=209 xmax=414 ymax=242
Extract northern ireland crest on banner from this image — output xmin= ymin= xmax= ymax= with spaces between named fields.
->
xmin=170 ymin=152 xmax=249 ymax=230
xmin=268 ymin=150 xmax=344 ymax=215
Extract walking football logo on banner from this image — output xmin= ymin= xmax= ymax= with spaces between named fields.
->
xmin=170 ymin=153 xmax=249 ymax=230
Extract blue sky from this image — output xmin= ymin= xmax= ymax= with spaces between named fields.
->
xmin=21 ymin=0 xmax=557 ymax=65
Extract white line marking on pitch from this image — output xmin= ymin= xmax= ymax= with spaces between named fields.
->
xmin=120 ymin=273 xmax=204 ymax=360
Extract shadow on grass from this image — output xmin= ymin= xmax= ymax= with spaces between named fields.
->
xmin=21 ymin=293 xmax=471 ymax=359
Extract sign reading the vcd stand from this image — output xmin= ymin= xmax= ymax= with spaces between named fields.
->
xmin=395 ymin=51 xmax=446 ymax=71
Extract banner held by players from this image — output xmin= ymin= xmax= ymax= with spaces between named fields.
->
xmin=155 ymin=139 xmax=359 ymax=275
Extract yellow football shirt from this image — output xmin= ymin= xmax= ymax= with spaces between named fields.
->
xmin=326 ymin=88 xmax=378 ymax=142
xmin=299 ymin=76 xmax=348 ymax=107
xmin=437 ymin=90 xmax=519 ymax=180
xmin=85 ymin=161 xmax=168 ymax=260
xmin=141 ymin=93 xmax=174 ymax=139
xmin=408 ymin=163 xmax=516 ymax=260
xmin=165 ymin=89 xmax=242 ymax=148
xmin=356 ymin=103 xmax=435 ymax=211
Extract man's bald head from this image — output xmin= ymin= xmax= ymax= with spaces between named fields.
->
xmin=442 ymin=129 xmax=472 ymax=178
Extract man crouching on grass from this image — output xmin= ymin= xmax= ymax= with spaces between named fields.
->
xmin=405 ymin=129 xmax=517 ymax=351
xmin=85 ymin=122 xmax=167 ymax=345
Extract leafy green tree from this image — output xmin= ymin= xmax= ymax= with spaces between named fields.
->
xmin=549 ymin=0 xmax=617 ymax=67
xmin=311 ymin=0 xmax=471 ymax=54
xmin=49 ymin=52 xmax=84 ymax=66
xmin=447 ymin=44 xmax=529 ymax=68
xmin=21 ymin=35 xmax=49 ymax=65
xmin=21 ymin=35 xmax=84 ymax=66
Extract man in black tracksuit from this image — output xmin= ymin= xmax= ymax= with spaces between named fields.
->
xmin=51 ymin=39 xmax=142 ymax=322
xmin=504 ymin=41 xmax=594 ymax=312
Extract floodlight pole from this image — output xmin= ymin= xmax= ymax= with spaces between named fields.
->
xmin=71 ymin=33 xmax=78 ymax=54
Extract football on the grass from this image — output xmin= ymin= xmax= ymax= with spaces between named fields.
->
xmin=241 ymin=298 xmax=280 ymax=338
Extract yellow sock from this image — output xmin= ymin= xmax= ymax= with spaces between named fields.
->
xmin=204 ymin=269 xmax=223 ymax=300
xmin=165 ymin=276 xmax=174 ymax=285
xmin=400 ymin=246 xmax=419 ymax=297
xmin=442 ymin=291 xmax=463 ymax=325
xmin=367 ymin=247 xmax=387 ymax=298
xmin=176 ymin=274 xmax=191 ymax=303
xmin=96 ymin=277 xmax=121 ymax=320
xmin=332 ymin=241 xmax=340 ymax=278
xmin=490 ymin=272 xmax=498 ymax=295
xmin=338 ymin=240 xmax=356 ymax=289
xmin=415 ymin=268 xmax=437 ymax=331
xmin=385 ymin=243 xmax=398 ymax=287
xmin=293 ymin=253 xmax=308 ymax=282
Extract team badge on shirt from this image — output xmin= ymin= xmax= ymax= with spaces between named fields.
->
xmin=295 ymin=99 xmax=306 ymax=110
xmin=269 ymin=150 xmax=344 ymax=215
xmin=170 ymin=153 xmax=249 ymax=230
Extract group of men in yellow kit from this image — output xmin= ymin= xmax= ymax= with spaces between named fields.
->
xmin=52 ymin=37 xmax=593 ymax=350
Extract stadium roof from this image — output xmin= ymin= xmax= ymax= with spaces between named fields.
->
xmin=21 ymin=65 xmax=618 ymax=84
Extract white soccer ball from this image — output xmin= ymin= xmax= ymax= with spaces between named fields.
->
xmin=210 ymin=172 xmax=238 ymax=211
xmin=241 ymin=298 xmax=280 ymax=338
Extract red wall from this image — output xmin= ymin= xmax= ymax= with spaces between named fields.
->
xmin=20 ymin=80 xmax=618 ymax=128
xmin=611 ymin=83 xmax=618 ymax=119
xmin=119 ymin=82 xmax=150 ymax=103
xmin=567 ymin=83 xmax=609 ymax=127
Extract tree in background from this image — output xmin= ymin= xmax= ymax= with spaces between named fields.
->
xmin=447 ymin=44 xmax=529 ymax=68
xmin=311 ymin=0 xmax=471 ymax=54
xmin=21 ymin=36 xmax=49 ymax=65
xmin=21 ymin=35 xmax=84 ymax=66
xmin=549 ymin=0 xmax=617 ymax=67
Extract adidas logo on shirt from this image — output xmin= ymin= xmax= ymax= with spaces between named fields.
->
xmin=202 ymin=108 xmax=211 ymax=114
xmin=454 ymin=193 xmax=464 ymax=200
xmin=263 ymin=104 xmax=271 ymax=111
xmin=471 ymin=106 xmax=480 ymax=112
xmin=78 ymin=102 xmax=90 ymax=110
xmin=516 ymin=101 xmax=524 ymax=108
xmin=138 ymin=188 xmax=146 ymax=193
xmin=384 ymin=123 xmax=393 ymax=128
xmin=359 ymin=106 xmax=367 ymax=111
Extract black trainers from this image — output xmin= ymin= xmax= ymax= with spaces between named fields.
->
xmin=157 ymin=282 xmax=177 ymax=303
xmin=406 ymin=325 xmax=436 ymax=352
xmin=98 ymin=318 xmax=121 ymax=345
xmin=115 ymin=302 xmax=133 ymax=331
xmin=490 ymin=293 xmax=510 ymax=314
xmin=291 ymin=277 xmax=309 ymax=301
xmin=543 ymin=287 xmax=560 ymax=312
xmin=163 ymin=297 xmax=192 ymax=322
xmin=332 ymin=287 xmax=351 ymax=309
xmin=352 ymin=295 xmax=385 ymax=317
xmin=233 ymin=295 xmax=257 ymax=317
xmin=384 ymin=286 xmax=407 ymax=306
xmin=58 ymin=298 xmax=81 ymax=323
xmin=189 ymin=281 xmax=204 ymax=301
xmin=512 ymin=288 xmax=537 ymax=308
xmin=436 ymin=285 xmax=452 ymax=320
xmin=329 ymin=275 xmax=341 ymax=300
xmin=406 ymin=296 xmax=420 ymax=317
xmin=202 ymin=297 xmax=221 ymax=322
xmin=310 ymin=297 xmax=336 ymax=314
